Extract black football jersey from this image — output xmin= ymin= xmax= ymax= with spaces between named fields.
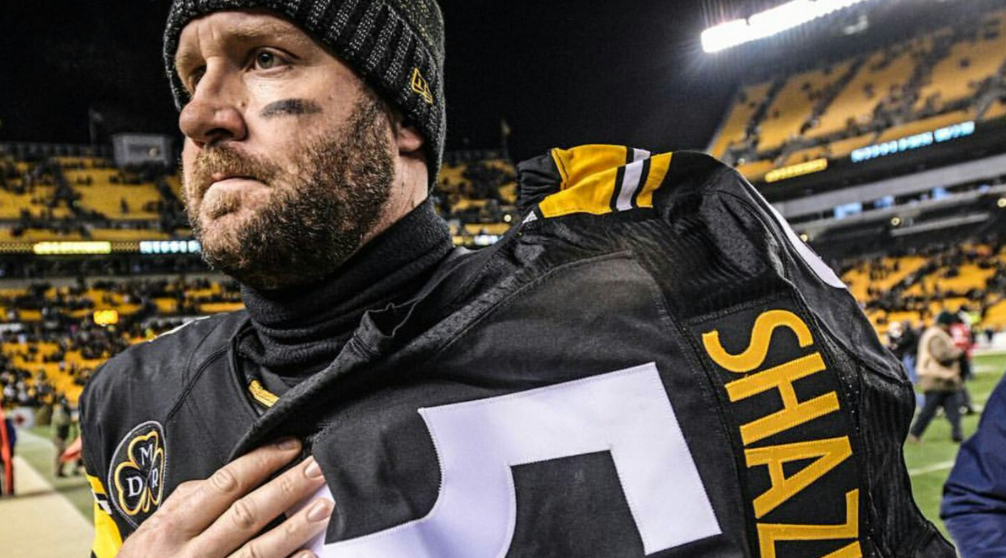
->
xmin=82 ymin=147 xmax=954 ymax=558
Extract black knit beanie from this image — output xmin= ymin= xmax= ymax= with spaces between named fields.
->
xmin=163 ymin=0 xmax=446 ymax=187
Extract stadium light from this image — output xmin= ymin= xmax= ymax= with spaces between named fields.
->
xmin=702 ymin=0 xmax=872 ymax=53
xmin=997 ymin=197 xmax=1006 ymax=209
xmin=94 ymin=310 xmax=120 ymax=327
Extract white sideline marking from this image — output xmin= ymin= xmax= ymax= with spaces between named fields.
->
xmin=908 ymin=460 xmax=956 ymax=477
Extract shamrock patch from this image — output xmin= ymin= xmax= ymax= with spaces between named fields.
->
xmin=108 ymin=421 xmax=167 ymax=527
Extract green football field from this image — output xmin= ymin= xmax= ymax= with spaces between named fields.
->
xmin=19 ymin=354 xmax=1006 ymax=548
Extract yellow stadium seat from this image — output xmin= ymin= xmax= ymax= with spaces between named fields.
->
xmin=734 ymin=160 xmax=775 ymax=182
xmin=825 ymin=134 xmax=877 ymax=159
xmin=64 ymin=169 xmax=163 ymax=220
xmin=807 ymin=41 xmax=922 ymax=140
xmin=779 ymin=146 xmax=828 ymax=167
xmin=709 ymin=81 xmax=774 ymax=159
xmin=915 ymin=15 xmax=1006 ymax=112
xmin=874 ymin=110 xmax=973 ymax=144
xmin=758 ymin=61 xmax=855 ymax=152
xmin=982 ymin=98 xmax=1006 ymax=121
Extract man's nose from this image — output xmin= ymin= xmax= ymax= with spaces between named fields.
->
xmin=178 ymin=68 xmax=248 ymax=148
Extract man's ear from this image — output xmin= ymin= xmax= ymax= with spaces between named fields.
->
xmin=395 ymin=119 xmax=425 ymax=156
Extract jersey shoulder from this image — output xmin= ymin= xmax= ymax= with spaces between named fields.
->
xmin=515 ymin=145 xmax=742 ymax=221
xmin=82 ymin=310 xmax=246 ymax=415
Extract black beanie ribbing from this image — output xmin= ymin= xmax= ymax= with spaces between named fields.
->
xmin=163 ymin=0 xmax=446 ymax=187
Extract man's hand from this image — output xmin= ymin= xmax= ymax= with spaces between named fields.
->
xmin=117 ymin=438 xmax=333 ymax=558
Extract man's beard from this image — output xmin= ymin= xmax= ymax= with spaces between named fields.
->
xmin=183 ymin=93 xmax=395 ymax=291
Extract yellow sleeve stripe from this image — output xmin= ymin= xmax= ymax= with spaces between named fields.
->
xmin=249 ymin=380 xmax=279 ymax=408
xmin=87 ymin=473 xmax=106 ymax=496
xmin=87 ymin=474 xmax=123 ymax=558
xmin=539 ymin=145 xmax=673 ymax=219
xmin=92 ymin=500 xmax=124 ymax=558
xmin=635 ymin=152 xmax=673 ymax=210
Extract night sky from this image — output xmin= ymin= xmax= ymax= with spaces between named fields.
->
xmin=1 ymin=1 xmax=749 ymax=162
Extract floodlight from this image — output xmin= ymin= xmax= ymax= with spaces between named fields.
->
xmin=702 ymin=0 xmax=872 ymax=53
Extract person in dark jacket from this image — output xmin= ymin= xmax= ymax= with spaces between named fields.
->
xmin=942 ymin=374 xmax=1006 ymax=557
xmin=888 ymin=320 xmax=922 ymax=407
xmin=79 ymin=1 xmax=955 ymax=557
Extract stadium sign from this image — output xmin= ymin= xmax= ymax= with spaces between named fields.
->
xmin=139 ymin=240 xmax=201 ymax=255
xmin=32 ymin=241 xmax=112 ymax=255
xmin=112 ymin=134 xmax=172 ymax=168
xmin=765 ymin=158 xmax=829 ymax=183
xmin=851 ymin=121 xmax=976 ymax=164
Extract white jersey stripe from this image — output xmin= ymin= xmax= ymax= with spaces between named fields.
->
xmin=615 ymin=149 xmax=651 ymax=212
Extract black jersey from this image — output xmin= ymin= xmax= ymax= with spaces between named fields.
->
xmin=81 ymin=147 xmax=954 ymax=558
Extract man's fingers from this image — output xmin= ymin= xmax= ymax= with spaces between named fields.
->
xmin=196 ymin=456 xmax=328 ymax=557
xmin=174 ymin=438 xmax=303 ymax=534
xmin=227 ymin=497 xmax=333 ymax=558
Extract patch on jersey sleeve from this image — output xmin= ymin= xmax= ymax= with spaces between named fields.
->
xmin=689 ymin=300 xmax=864 ymax=558
xmin=108 ymin=421 xmax=167 ymax=528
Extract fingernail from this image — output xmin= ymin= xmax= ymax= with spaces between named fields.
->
xmin=304 ymin=457 xmax=323 ymax=479
xmin=277 ymin=437 xmax=300 ymax=451
xmin=307 ymin=498 xmax=333 ymax=522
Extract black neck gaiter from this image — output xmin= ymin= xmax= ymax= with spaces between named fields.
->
xmin=237 ymin=199 xmax=453 ymax=383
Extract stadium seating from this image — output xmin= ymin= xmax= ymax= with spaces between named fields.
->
xmin=757 ymin=61 xmax=855 ymax=153
xmin=806 ymin=42 xmax=922 ymax=140
xmin=709 ymin=10 xmax=1006 ymax=183
xmin=709 ymin=81 xmax=774 ymax=159
xmin=983 ymin=97 xmax=1006 ymax=121
xmin=734 ymin=159 xmax=775 ymax=182
xmin=842 ymin=241 xmax=1006 ymax=334
xmin=914 ymin=15 xmax=1006 ymax=113
xmin=0 ymin=278 xmax=246 ymax=403
xmin=66 ymin=174 xmax=162 ymax=221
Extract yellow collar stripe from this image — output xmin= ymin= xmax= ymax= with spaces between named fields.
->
xmin=635 ymin=152 xmax=673 ymax=210
xmin=249 ymin=380 xmax=279 ymax=408
xmin=539 ymin=145 xmax=673 ymax=219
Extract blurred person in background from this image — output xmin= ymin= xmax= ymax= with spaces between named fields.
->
xmin=909 ymin=310 xmax=964 ymax=443
xmin=888 ymin=320 xmax=921 ymax=406
xmin=941 ymin=374 xmax=1006 ymax=557
xmin=51 ymin=395 xmax=72 ymax=477
xmin=0 ymin=397 xmax=16 ymax=496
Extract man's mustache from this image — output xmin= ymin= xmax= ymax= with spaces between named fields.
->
xmin=187 ymin=147 xmax=280 ymax=198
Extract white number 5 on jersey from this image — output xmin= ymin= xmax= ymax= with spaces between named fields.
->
xmin=308 ymin=362 xmax=721 ymax=557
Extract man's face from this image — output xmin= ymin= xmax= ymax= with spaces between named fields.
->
xmin=176 ymin=11 xmax=397 ymax=290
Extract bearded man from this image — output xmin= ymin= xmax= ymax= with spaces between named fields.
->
xmin=80 ymin=1 xmax=955 ymax=557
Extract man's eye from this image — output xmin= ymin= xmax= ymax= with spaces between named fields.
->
xmin=254 ymin=51 xmax=282 ymax=70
